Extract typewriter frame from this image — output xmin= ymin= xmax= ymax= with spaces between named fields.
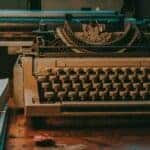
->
xmin=14 ymin=54 xmax=150 ymax=117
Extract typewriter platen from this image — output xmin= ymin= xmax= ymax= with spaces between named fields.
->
xmin=8 ymin=10 xmax=150 ymax=119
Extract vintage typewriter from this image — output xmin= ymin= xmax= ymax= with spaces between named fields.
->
xmin=0 ymin=6 xmax=146 ymax=125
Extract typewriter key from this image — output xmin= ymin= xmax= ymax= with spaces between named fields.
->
xmin=58 ymin=91 xmax=67 ymax=101
xmin=49 ymin=75 xmax=57 ymax=81
xmin=59 ymin=75 xmax=69 ymax=82
xmin=109 ymin=90 xmax=119 ymax=100
xmin=89 ymin=74 xmax=97 ymax=81
xmin=103 ymin=83 xmax=112 ymax=91
xmin=133 ymin=83 xmax=141 ymax=90
xmin=72 ymin=83 xmax=81 ymax=91
xmin=99 ymin=90 xmax=108 ymax=100
xmin=140 ymin=91 xmax=149 ymax=100
xmin=70 ymin=74 xmax=78 ymax=82
xmin=92 ymin=82 xmax=102 ymax=90
xmin=52 ymin=83 xmax=61 ymax=92
xmin=77 ymin=68 xmax=85 ymax=75
xmin=143 ymin=83 xmax=150 ymax=91
xmin=37 ymin=76 xmax=47 ymax=82
xmin=78 ymin=91 xmax=88 ymax=101
xmin=44 ymin=92 xmax=55 ymax=102
xmin=113 ymin=83 xmax=122 ymax=90
xmin=93 ymin=68 xmax=100 ymax=75
xmin=109 ymin=73 xmax=117 ymax=81
xmin=68 ymin=91 xmax=78 ymax=101
xmin=89 ymin=91 xmax=98 ymax=101
xmin=41 ymin=82 xmax=49 ymax=90
xmin=79 ymin=74 xmax=88 ymax=81
xmin=82 ymin=83 xmax=92 ymax=91
xmin=119 ymin=90 xmax=128 ymax=100
xmin=130 ymin=90 xmax=138 ymax=100
xmin=123 ymin=83 xmax=132 ymax=90
xmin=99 ymin=74 xmax=106 ymax=81
xmin=62 ymin=83 xmax=71 ymax=91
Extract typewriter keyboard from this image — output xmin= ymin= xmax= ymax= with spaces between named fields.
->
xmin=36 ymin=67 xmax=150 ymax=103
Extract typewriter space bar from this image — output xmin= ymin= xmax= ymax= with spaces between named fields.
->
xmin=61 ymin=101 xmax=150 ymax=113
xmin=62 ymin=101 xmax=150 ymax=107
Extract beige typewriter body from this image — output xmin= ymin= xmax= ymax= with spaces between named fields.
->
xmin=13 ymin=55 xmax=150 ymax=117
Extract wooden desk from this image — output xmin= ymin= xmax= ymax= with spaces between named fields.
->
xmin=6 ymin=108 xmax=150 ymax=150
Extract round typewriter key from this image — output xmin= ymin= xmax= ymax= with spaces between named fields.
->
xmin=70 ymin=74 xmax=78 ymax=82
xmin=99 ymin=90 xmax=108 ymax=100
xmin=57 ymin=68 xmax=66 ymax=75
xmin=93 ymin=68 xmax=100 ymax=75
xmin=147 ymin=74 xmax=150 ymax=81
xmin=118 ymin=74 xmax=126 ymax=82
xmin=92 ymin=82 xmax=102 ymax=90
xmin=143 ymin=83 xmax=150 ymax=91
xmin=37 ymin=76 xmax=47 ymax=82
xmin=67 ymin=68 xmax=76 ymax=75
xmin=118 ymin=68 xmax=125 ymax=74
xmin=99 ymin=74 xmax=106 ymax=81
xmin=123 ymin=83 xmax=132 ymax=90
xmin=63 ymin=68 xmax=69 ymax=74
xmin=72 ymin=83 xmax=81 ymax=91
xmin=103 ymin=83 xmax=112 ymax=90
xmin=109 ymin=90 xmax=119 ymax=100
xmin=137 ymin=74 xmax=145 ymax=81
xmin=52 ymin=68 xmax=59 ymax=74
xmin=126 ymin=68 xmax=133 ymax=75
xmin=58 ymin=91 xmax=67 ymax=102
xmin=68 ymin=91 xmax=77 ymax=101
xmin=89 ymin=74 xmax=97 ymax=81
xmin=141 ymin=68 xmax=150 ymax=74
xmin=119 ymin=90 xmax=128 ymax=100
xmin=49 ymin=75 xmax=57 ymax=81
xmin=133 ymin=83 xmax=141 ymax=90
xmin=131 ymin=67 xmax=139 ymax=74
xmin=85 ymin=68 xmax=95 ymax=75
xmin=109 ymin=72 xmax=117 ymax=81
xmin=89 ymin=91 xmax=98 ymax=101
xmin=103 ymin=67 xmax=110 ymax=74
xmin=59 ymin=75 xmax=69 ymax=82
xmin=130 ymin=90 xmax=138 ymax=100
xmin=112 ymin=68 xmax=120 ymax=74
xmin=52 ymin=83 xmax=61 ymax=92
xmin=79 ymin=74 xmax=88 ymax=82
xmin=77 ymin=68 xmax=86 ymax=75
xmin=82 ymin=83 xmax=92 ymax=91
xmin=44 ymin=92 xmax=55 ymax=102
xmin=62 ymin=83 xmax=71 ymax=91
xmin=113 ymin=83 xmax=122 ymax=90
xmin=78 ymin=91 xmax=88 ymax=101
xmin=140 ymin=90 xmax=149 ymax=100
xmin=41 ymin=82 xmax=49 ymax=90
xmin=128 ymin=74 xmax=138 ymax=82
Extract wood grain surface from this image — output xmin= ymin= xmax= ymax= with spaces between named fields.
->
xmin=6 ymin=106 xmax=150 ymax=150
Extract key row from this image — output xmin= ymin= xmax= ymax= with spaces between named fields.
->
xmin=39 ymin=81 xmax=150 ymax=92
xmin=37 ymin=74 xmax=150 ymax=83
xmin=44 ymin=67 xmax=150 ymax=76
xmin=42 ymin=90 xmax=150 ymax=102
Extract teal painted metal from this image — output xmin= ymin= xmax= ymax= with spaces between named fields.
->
xmin=0 ymin=10 xmax=123 ymax=24
xmin=0 ymin=10 xmax=148 ymax=25
xmin=0 ymin=10 xmax=118 ymax=17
